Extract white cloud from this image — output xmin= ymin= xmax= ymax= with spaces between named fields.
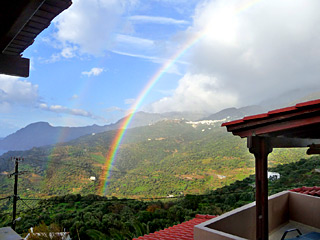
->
xmin=48 ymin=0 xmax=191 ymax=66
xmin=111 ymin=50 xmax=186 ymax=75
xmin=53 ymin=0 xmax=137 ymax=56
xmin=0 ymin=75 xmax=39 ymax=106
xmin=125 ymin=98 xmax=136 ymax=105
xmin=115 ymin=34 xmax=154 ymax=48
xmin=42 ymin=53 xmax=61 ymax=63
xmin=111 ymin=34 xmax=157 ymax=59
xmin=71 ymin=94 xmax=79 ymax=100
xmin=61 ymin=46 xmax=78 ymax=58
xmin=150 ymin=0 xmax=320 ymax=112
xmin=39 ymin=103 xmax=102 ymax=120
xmin=105 ymin=106 xmax=125 ymax=112
xmin=149 ymin=73 xmax=237 ymax=113
xmin=81 ymin=68 xmax=104 ymax=77
xmin=129 ymin=15 xmax=189 ymax=25
xmin=111 ymin=50 xmax=158 ymax=61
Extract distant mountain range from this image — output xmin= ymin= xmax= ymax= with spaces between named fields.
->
xmin=259 ymin=87 xmax=320 ymax=109
xmin=202 ymin=105 xmax=266 ymax=121
xmin=0 ymin=111 xmax=208 ymax=151
xmin=0 ymin=119 xmax=307 ymax=198
xmin=1 ymin=88 xmax=319 ymax=152
xmin=0 ymin=122 xmax=112 ymax=151
xmin=0 ymin=106 xmax=266 ymax=152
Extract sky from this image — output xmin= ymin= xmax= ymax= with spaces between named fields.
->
xmin=1 ymin=0 xmax=320 ymax=137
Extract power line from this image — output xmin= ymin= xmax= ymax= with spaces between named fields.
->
xmin=19 ymin=198 xmax=34 ymax=210
xmin=0 ymin=196 xmax=10 ymax=201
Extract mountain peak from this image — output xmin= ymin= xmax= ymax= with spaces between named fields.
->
xmin=27 ymin=121 xmax=51 ymax=127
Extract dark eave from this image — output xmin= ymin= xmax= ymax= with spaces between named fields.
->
xmin=0 ymin=0 xmax=72 ymax=77
xmin=222 ymin=99 xmax=320 ymax=149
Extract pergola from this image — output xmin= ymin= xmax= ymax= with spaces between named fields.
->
xmin=222 ymin=99 xmax=320 ymax=240
xmin=0 ymin=0 xmax=72 ymax=77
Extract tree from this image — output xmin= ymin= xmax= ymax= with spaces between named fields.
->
xmin=25 ymin=222 xmax=64 ymax=240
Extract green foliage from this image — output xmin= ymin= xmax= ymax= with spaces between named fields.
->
xmin=0 ymin=121 xmax=309 ymax=199
xmin=1 ymin=157 xmax=319 ymax=240
xmin=0 ymin=120 xmax=317 ymax=240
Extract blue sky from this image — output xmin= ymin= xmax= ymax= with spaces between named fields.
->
xmin=1 ymin=0 xmax=320 ymax=137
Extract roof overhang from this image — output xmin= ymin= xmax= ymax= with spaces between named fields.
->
xmin=222 ymin=99 xmax=320 ymax=151
xmin=222 ymin=99 xmax=320 ymax=239
xmin=0 ymin=0 xmax=72 ymax=77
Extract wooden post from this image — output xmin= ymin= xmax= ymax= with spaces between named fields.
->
xmin=248 ymin=136 xmax=272 ymax=240
xmin=12 ymin=158 xmax=19 ymax=231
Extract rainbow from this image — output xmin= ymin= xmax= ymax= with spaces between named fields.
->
xmin=99 ymin=0 xmax=262 ymax=196
xmin=98 ymin=31 xmax=203 ymax=195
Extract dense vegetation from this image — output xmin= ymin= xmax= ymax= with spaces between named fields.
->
xmin=0 ymin=120 xmax=308 ymax=200
xmin=1 ymin=156 xmax=319 ymax=239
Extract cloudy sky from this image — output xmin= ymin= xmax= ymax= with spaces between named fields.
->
xmin=1 ymin=0 xmax=320 ymax=136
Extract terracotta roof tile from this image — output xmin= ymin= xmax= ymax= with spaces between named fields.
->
xmin=267 ymin=106 xmax=297 ymax=115
xmin=289 ymin=186 xmax=320 ymax=197
xmin=296 ymin=99 xmax=320 ymax=107
xmin=132 ymin=215 xmax=216 ymax=240
xmin=242 ymin=113 xmax=269 ymax=121
xmin=221 ymin=99 xmax=320 ymax=129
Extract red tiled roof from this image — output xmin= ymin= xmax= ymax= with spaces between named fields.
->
xmin=221 ymin=99 xmax=320 ymax=139
xmin=133 ymin=214 xmax=216 ymax=240
xmin=290 ymin=186 xmax=320 ymax=196
xmin=222 ymin=99 xmax=320 ymax=127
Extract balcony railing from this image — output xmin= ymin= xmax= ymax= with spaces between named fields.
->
xmin=194 ymin=191 xmax=320 ymax=240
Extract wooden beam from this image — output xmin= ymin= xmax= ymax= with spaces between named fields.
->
xmin=0 ymin=54 xmax=29 ymax=77
xmin=248 ymin=136 xmax=272 ymax=240
xmin=268 ymin=137 xmax=320 ymax=148
xmin=307 ymin=144 xmax=320 ymax=155
xmin=225 ymin=108 xmax=320 ymax=133
xmin=234 ymin=116 xmax=320 ymax=138
xmin=0 ymin=0 xmax=45 ymax=53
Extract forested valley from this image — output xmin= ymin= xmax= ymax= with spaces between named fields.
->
xmin=1 ymin=157 xmax=320 ymax=239
xmin=0 ymin=120 xmax=316 ymax=239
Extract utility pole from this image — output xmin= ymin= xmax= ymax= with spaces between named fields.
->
xmin=8 ymin=157 xmax=23 ymax=230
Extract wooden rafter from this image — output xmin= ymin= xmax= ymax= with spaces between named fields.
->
xmin=0 ymin=0 xmax=71 ymax=77
xmin=0 ymin=54 xmax=29 ymax=77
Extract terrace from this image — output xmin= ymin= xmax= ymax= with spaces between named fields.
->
xmin=195 ymin=99 xmax=320 ymax=240
xmin=194 ymin=190 xmax=320 ymax=240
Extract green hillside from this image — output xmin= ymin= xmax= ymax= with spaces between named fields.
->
xmin=0 ymin=120 xmax=308 ymax=199
xmin=1 ymin=156 xmax=320 ymax=240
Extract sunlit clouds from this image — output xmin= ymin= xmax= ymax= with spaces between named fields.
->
xmin=149 ymin=0 xmax=320 ymax=112
xmin=3 ymin=0 xmax=320 ymax=136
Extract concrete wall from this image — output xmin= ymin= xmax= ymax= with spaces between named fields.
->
xmin=289 ymin=192 xmax=320 ymax=229
xmin=269 ymin=191 xmax=289 ymax=232
xmin=194 ymin=191 xmax=290 ymax=240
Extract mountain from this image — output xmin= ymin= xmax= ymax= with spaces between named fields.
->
xmin=114 ymin=111 xmax=206 ymax=128
xmin=0 ymin=111 xmax=208 ymax=152
xmin=202 ymin=105 xmax=267 ymax=121
xmin=259 ymin=87 xmax=320 ymax=109
xmin=202 ymin=90 xmax=320 ymax=122
xmin=0 ymin=121 xmax=115 ymax=151
xmin=3 ymin=88 xmax=320 ymax=152
xmin=0 ymin=119 xmax=308 ymax=199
